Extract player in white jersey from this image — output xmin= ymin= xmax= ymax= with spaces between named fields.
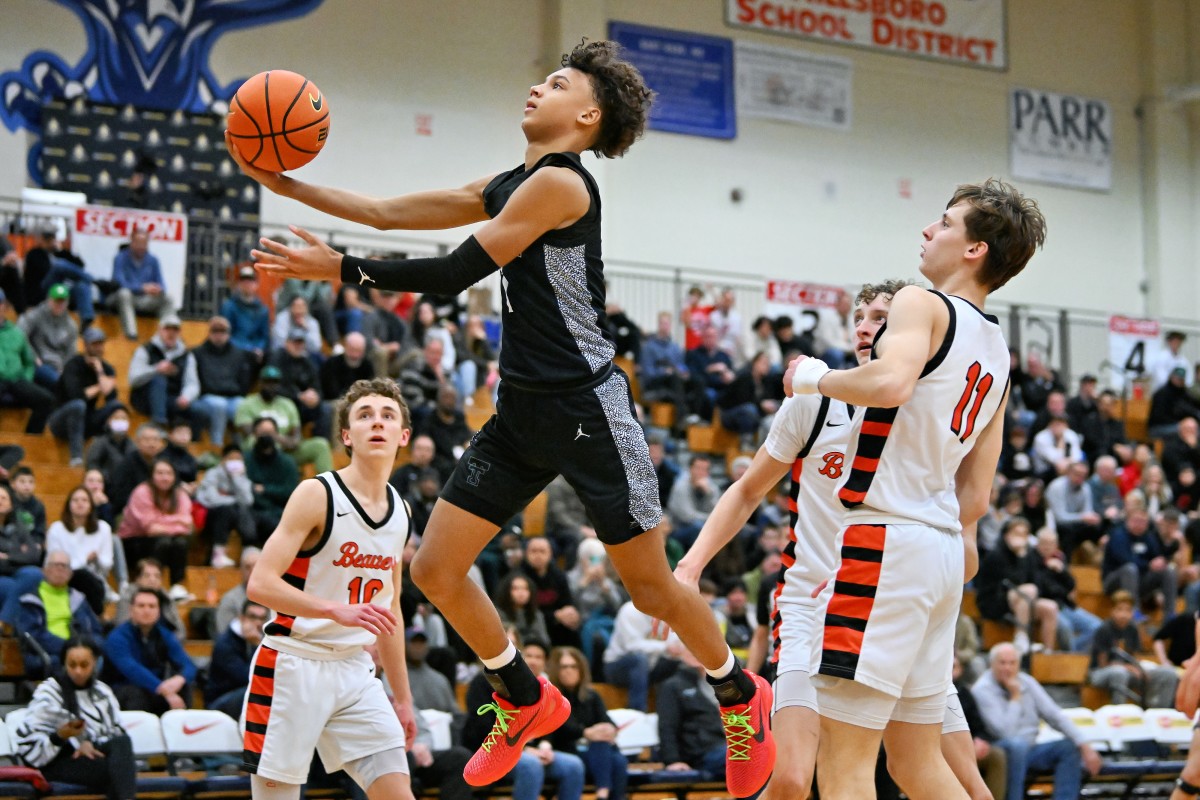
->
xmin=784 ymin=179 xmax=1046 ymax=799
xmin=675 ymin=280 xmax=992 ymax=800
xmin=244 ymin=378 xmax=417 ymax=800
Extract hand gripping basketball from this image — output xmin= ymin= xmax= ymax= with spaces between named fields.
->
xmin=787 ymin=356 xmax=831 ymax=396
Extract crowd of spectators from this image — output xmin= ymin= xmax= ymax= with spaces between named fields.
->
xmin=5 ymin=242 xmax=1200 ymax=798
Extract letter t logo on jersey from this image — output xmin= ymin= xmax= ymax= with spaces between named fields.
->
xmin=466 ymin=456 xmax=491 ymax=487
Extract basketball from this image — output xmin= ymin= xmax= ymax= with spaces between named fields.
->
xmin=227 ymin=70 xmax=330 ymax=172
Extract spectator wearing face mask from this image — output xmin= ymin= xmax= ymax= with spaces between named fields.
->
xmin=233 ymin=366 xmax=333 ymax=475
xmin=242 ymin=416 xmax=299 ymax=536
xmin=195 ymin=444 xmax=257 ymax=569
xmin=84 ymin=407 xmax=135 ymax=491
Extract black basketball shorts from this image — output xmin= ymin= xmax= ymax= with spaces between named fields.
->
xmin=440 ymin=367 xmax=661 ymax=545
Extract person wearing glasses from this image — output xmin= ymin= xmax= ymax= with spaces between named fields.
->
xmin=545 ymin=646 xmax=628 ymax=800
xmin=205 ymin=600 xmax=269 ymax=719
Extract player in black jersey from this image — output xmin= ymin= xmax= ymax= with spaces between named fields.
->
xmin=227 ymin=40 xmax=775 ymax=795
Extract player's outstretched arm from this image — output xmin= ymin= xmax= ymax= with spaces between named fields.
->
xmin=247 ymin=479 xmax=397 ymax=636
xmin=251 ymin=167 xmax=590 ymax=292
xmin=674 ymin=447 xmax=791 ymax=589
xmin=225 ymin=130 xmax=493 ymax=230
xmin=786 ymin=286 xmax=936 ymax=408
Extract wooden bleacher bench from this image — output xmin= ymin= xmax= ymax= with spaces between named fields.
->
xmin=1080 ymin=684 xmax=1111 ymax=710
xmin=0 ymin=637 xmax=24 ymax=678
xmin=981 ymin=619 xmax=1015 ymax=650
xmin=1071 ymin=564 xmax=1103 ymax=594
xmin=184 ymin=566 xmax=243 ymax=601
xmin=613 ymin=355 xmax=641 ymax=405
xmin=184 ymin=639 xmax=214 ymax=664
xmin=591 ymin=682 xmax=630 ymax=712
xmin=1030 ymin=651 xmax=1089 ymax=686
xmin=961 ymin=588 xmax=980 ymax=622
xmin=522 ymin=491 xmax=548 ymax=536
xmin=1071 ymin=563 xmax=1113 ymax=618
xmin=465 ymin=405 xmax=493 ymax=431
xmin=686 ymin=410 xmax=739 ymax=456
xmin=649 ymin=402 xmax=676 ymax=430
xmin=1116 ymin=394 xmax=1150 ymax=443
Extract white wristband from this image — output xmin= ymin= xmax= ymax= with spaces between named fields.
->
xmin=791 ymin=358 xmax=831 ymax=395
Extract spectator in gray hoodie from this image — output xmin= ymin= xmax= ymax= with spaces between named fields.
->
xmin=18 ymin=283 xmax=78 ymax=389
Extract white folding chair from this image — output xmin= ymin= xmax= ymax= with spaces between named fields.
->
xmin=119 ymin=710 xmax=189 ymax=797
xmin=1061 ymin=707 xmax=1113 ymax=752
xmin=419 ymin=708 xmax=453 ymax=752
xmin=1145 ymin=708 xmax=1194 ymax=748
xmin=119 ymin=709 xmax=167 ymax=760
xmin=160 ymin=709 xmax=248 ymax=795
xmin=1097 ymin=703 xmax=1152 ymax=752
xmin=160 ymin=709 xmax=241 ymax=761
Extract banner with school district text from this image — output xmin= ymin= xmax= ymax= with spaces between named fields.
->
xmin=726 ymin=0 xmax=1006 ymax=70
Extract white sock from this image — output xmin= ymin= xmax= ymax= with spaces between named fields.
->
xmin=1014 ymin=630 xmax=1030 ymax=655
xmin=705 ymin=649 xmax=737 ymax=681
xmin=481 ymin=642 xmax=518 ymax=671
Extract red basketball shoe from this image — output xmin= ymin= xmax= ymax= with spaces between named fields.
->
xmin=464 ymin=676 xmax=571 ymax=786
xmin=720 ymin=671 xmax=776 ymax=797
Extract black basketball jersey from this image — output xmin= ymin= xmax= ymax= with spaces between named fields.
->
xmin=482 ymin=151 xmax=615 ymax=388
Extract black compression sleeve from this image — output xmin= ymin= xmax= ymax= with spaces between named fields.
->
xmin=339 ymin=235 xmax=500 ymax=294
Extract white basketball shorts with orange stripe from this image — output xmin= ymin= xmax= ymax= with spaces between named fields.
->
xmin=241 ymin=643 xmax=408 ymax=784
xmin=809 ymin=522 xmax=963 ymax=730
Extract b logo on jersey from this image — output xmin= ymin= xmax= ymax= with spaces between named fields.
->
xmin=818 ymin=452 xmax=845 ymax=479
xmin=466 ymin=456 xmax=491 ymax=487
xmin=331 ymin=542 xmax=395 ymax=571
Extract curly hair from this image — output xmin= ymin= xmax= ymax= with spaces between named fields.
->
xmin=562 ymin=39 xmax=654 ymax=159
xmin=334 ymin=378 xmax=411 ymax=455
xmin=947 ymin=178 xmax=1047 ymax=293
xmin=855 ymin=279 xmax=918 ymax=307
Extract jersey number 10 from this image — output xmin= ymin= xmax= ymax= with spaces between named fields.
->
xmin=347 ymin=577 xmax=384 ymax=605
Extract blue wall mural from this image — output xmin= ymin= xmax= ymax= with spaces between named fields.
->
xmin=1 ymin=0 xmax=326 ymax=179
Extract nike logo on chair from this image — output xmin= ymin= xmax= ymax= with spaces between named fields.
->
xmin=574 ymin=424 xmax=590 ymax=441
xmin=358 ymin=266 xmax=375 ymax=286
xmin=182 ymin=722 xmax=221 ymax=736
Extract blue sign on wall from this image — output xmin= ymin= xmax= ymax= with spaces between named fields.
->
xmin=609 ymin=21 xmax=736 ymax=140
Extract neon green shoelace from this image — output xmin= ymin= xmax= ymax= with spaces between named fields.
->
xmin=722 ymin=710 xmax=756 ymax=762
xmin=476 ymin=702 xmax=519 ymax=753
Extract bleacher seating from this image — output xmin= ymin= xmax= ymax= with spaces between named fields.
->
xmin=0 ymin=271 xmax=1194 ymax=800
